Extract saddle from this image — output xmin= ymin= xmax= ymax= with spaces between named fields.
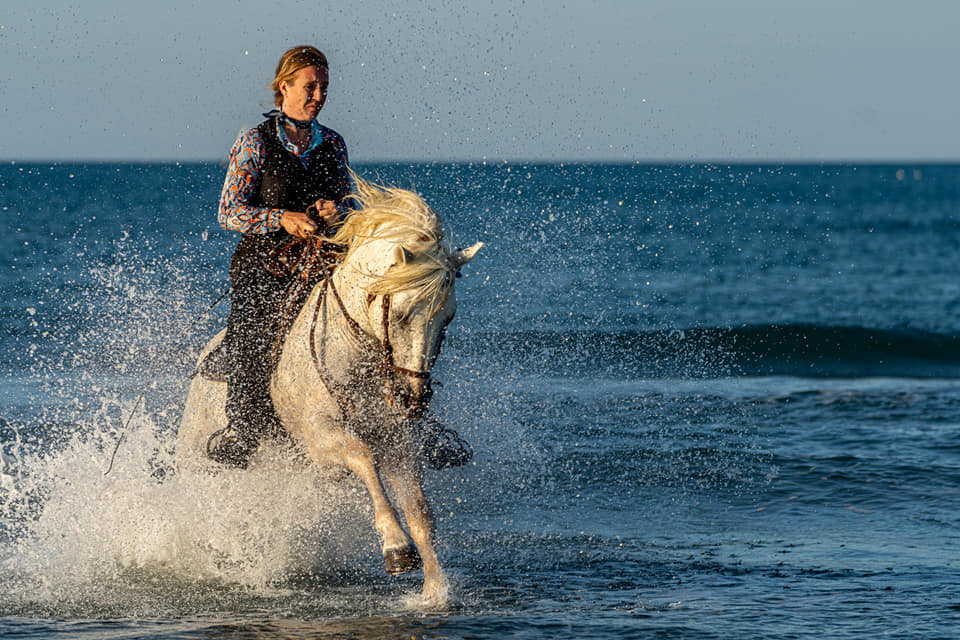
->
xmin=193 ymin=237 xmax=347 ymax=383
xmin=193 ymin=338 xmax=231 ymax=382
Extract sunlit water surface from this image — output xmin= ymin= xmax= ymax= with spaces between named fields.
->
xmin=1 ymin=163 xmax=958 ymax=639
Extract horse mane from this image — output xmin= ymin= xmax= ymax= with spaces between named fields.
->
xmin=330 ymin=174 xmax=456 ymax=317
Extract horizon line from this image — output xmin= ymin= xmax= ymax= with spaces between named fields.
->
xmin=3 ymin=157 xmax=959 ymax=167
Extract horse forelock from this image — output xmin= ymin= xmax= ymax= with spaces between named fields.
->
xmin=331 ymin=176 xmax=456 ymax=317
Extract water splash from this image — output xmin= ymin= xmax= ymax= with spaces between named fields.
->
xmin=0 ymin=407 xmax=407 ymax=617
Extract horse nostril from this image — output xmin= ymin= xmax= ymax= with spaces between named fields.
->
xmin=402 ymin=375 xmax=433 ymax=409
xmin=408 ymin=375 xmax=426 ymax=399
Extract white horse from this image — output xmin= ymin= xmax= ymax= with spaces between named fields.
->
xmin=177 ymin=176 xmax=482 ymax=601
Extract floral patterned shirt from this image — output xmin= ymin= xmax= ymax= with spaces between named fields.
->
xmin=218 ymin=118 xmax=350 ymax=235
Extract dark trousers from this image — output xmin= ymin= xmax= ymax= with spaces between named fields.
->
xmin=224 ymin=235 xmax=290 ymax=440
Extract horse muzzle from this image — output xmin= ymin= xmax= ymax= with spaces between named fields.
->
xmin=387 ymin=372 xmax=433 ymax=420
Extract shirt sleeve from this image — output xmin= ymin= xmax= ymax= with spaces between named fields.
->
xmin=218 ymin=128 xmax=285 ymax=234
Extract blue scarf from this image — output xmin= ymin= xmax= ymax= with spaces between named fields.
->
xmin=263 ymin=109 xmax=313 ymax=130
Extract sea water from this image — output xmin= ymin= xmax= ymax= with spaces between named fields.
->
xmin=1 ymin=162 xmax=958 ymax=638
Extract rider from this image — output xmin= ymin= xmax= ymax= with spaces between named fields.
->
xmin=208 ymin=45 xmax=352 ymax=467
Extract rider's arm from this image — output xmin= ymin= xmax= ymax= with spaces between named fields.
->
xmin=218 ymin=128 xmax=285 ymax=235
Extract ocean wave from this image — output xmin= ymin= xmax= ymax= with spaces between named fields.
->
xmin=450 ymin=324 xmax=960 ymax=379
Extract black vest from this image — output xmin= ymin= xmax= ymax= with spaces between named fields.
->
xmin=252 ymin=117 xmax=346 ymax=241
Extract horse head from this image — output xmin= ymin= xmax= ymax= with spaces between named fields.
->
xmin=330 ymin=177 xmax=482 ymax=419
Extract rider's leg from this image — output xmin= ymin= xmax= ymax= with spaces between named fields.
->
xmin=209 ymin=241 xmax=286 ymax=467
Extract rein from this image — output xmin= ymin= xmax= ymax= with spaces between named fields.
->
xmin=379 ymin=295 xmax=431 ymax=380
xmin=379 ymin=295 xmax=432 ymax=420
xmin=299 ymin=239 xmax=433 ymax=422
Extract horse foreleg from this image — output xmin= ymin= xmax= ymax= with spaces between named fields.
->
xmin=300 ymin=429 xmax=419 ymax=575
xmin=386 ymin=460 xmax=446 ymax=600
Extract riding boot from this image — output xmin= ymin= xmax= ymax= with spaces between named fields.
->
xmin=208 ymin=353 xmax=272 ymax=468
xmin=206 ymin=425 xmax=259 ymax=469
xmin=208 ymin=373 xmax=286 ymax=467
xmin=417 ymin=415 xmax=473 ymax=469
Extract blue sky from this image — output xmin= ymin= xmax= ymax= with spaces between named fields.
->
xmin=2 ymin=0 xmax=957 ymax=162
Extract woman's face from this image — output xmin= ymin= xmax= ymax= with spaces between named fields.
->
xmin=280 ymin=65 xmax=329 ymax=122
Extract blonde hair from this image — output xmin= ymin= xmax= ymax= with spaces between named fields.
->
xmin=332 ymin=174 xmax=456 ymax=318
xmin=271 ymin=45 xmax=328 ymax=108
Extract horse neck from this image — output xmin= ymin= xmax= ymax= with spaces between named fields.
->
xmin=327 ymin=241 xmax=384 ymax=343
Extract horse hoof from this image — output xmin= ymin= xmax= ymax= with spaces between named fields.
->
xmin=384 ymin=545 xmax=422 ymax=575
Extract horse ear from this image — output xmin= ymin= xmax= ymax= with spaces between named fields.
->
xmin=452 ymin=242 xmax=483 ymax=268
xmin=392 ymin=244 xmax=414 ymax=265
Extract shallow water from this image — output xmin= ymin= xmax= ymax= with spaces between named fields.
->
xmin=1 ymin=162 xmax=959 ymax=638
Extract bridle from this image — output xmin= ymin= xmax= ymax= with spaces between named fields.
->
xmin=377 ymin=294 xmax=433 ymax=418
xmin=259 ymin=233 xmax=474 ymax=470
xmin=309 ymin=256 xmax=437 ymax=422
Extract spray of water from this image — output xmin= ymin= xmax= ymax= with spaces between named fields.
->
xmin=0 ymin=409 xmax=405 ymax=614
xmin=0 ymin=223 xmax=460 ymax=617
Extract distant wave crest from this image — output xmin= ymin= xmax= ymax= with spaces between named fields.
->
xmin=458 ymin=324 xmax=960 ymax=379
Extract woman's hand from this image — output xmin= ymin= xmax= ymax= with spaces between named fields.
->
xmin=280 ymin=210 xmax=317 ymax=239
xmin=311 ymin=198 xmax=339 ymax=226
